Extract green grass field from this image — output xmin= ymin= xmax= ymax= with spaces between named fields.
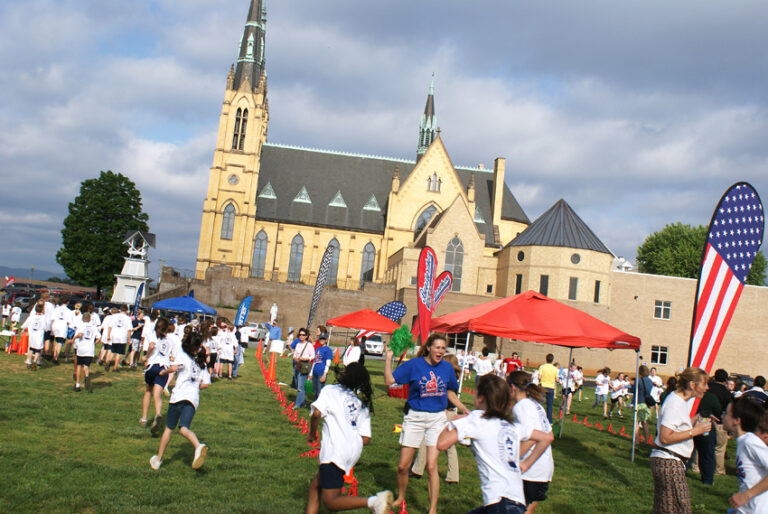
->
xmin=0 ymin=348 xmax=737 ymax=513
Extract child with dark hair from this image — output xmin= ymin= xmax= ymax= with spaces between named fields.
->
xmin=724 ymin=396 xmax=768 ymax=512
xmin=141 ymin=317 xmax=173 ymax=432
xmin=438 ymin=374 xmax=553 ymax=513
xmin=150 ymin=332 xmax=210 ymax=470
xmin=72 ymin=312 xmax=99 ymax=392
xmin=22 ymin=301 xmax=46 ymax=370
xmin=305 ymin=362 xmax=392 ymax=514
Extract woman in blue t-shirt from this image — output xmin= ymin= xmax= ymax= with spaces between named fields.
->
xmin=384 ymin=333 xmax=470 ymax=514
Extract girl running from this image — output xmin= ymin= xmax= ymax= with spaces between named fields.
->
xmin=72 ymin=312 xmax=100 ymax=392
xmin=437 ymin=374 xmax=554 ymax=514
xmin=141 ymin=317 xmax=173 ymax=433
xmin=305 ymin=362 xmax=392 ymax=514
xmin=22 ymin=302 xmax=46 ymax=370
xmin=150 ymin=331 xmax=210 ymax=470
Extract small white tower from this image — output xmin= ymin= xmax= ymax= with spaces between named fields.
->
xmin=111 ymin=231 xmax=156 ymax=304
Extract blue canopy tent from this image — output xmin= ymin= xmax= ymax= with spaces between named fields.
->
xmin=152 ymin=295 xmax=217 ymax=316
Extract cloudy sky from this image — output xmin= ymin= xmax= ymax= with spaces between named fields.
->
xmin=1 ymin=0 xmax=766 ymax=282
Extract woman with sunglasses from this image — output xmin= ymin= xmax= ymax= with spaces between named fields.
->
xmin=293 ymin=328 xmax=316 ymax=408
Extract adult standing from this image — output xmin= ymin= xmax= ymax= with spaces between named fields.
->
xmin=504 ymin=352 xmax=523 ymax=375
xmin=708 ymin=369 xmax=732 ymax=476
xmin=473 ymin=347 xmax=494 ymax=387
xmin=342 ymin=337 xmax=362 ymax=367
xmin=537 ymin=354 xmax=558 ymax=423
xmin=744 ymin=376 xmax=768 ymax=404
xmin=691 ymin=388 xmax=721 ymax=485
xmin=311 ymin=337 xmax=334 ymax=399
xmin=635 ymin=365 xmax=656 ymax=444
xmin=649 ymin=367 xmax=712 ymax=514
xmin=293 ymin=328 xmax=316 ymax=408
xmin=384 ymin=334 xmax=470 ymax=514
xmin=264 ymin=319 xmax=281 ymax=355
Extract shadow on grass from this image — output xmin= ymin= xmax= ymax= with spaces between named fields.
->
xmin=555 ymin=433 xmax=632 ymax=487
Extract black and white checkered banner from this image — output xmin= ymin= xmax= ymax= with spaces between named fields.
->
xmin=306 ymin=242 xmax=336 ymax=330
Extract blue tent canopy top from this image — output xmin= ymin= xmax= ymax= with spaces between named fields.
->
xmin=152 ymin=295 xmax=217 ymax=315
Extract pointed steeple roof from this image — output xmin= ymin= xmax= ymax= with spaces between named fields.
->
xmin=233 ymin=0 xmax=267 ymax=92
xmin=417 ymin=74 xmax=437 ymax=160
xmin=506 ymin=199 xmax=612 ymax=255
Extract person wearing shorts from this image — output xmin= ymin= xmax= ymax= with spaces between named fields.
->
xmin=141 ymin=318 xmax=173 ymax=433
xmin=73 ymin=312 xmax=99 ymax=392
xmin=106 ymin=305 xmax=132 ymax=372
xmin=384 ymin=334 xmax=469 ymax=514
xmin=22 ymin=302 xmax=46 ymax=370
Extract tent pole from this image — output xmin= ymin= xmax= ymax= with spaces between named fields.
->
xmin=631 ymin=350 xmax=640 ymax=462
xmin=457 ymin=332 xmax=471 ymax=399
xmin=558 ymin=347 xmax=573 ymax=439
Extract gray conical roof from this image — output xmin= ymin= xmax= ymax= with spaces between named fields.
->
xmin=506 ymin=199 xmax=612 ymax=255
xmin=233 ymin=0 xmax=266 ymax=92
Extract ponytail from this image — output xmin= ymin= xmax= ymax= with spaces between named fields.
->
xmin=507 ymin=370 xmax=544 ymax=403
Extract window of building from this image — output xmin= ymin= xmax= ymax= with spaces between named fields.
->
xmin=651 ymin=345 xmax=669 ymax=365
xmin=414 ymin=205 xmax=437 ymax=236
xmin=474 ymin=206 xmax=485 ymax=223
xmin=363 ymin=194 xmax=381 ymax=211
xmin=446 ymin=331 xmax=469 ymax=350
xmin=445 ymin=237 xmax=463 ymax=292
xmin=486 ymin=284 xmax=493 ymax=294
xmin=517 ymin=251 xmax=525 ymax=262
xmin=287 ymin=234 xmax=304 ymax=282
xmin=258 ymin=182 xmax=276 ymax=199
xmin=654 ymin=300 xmax=671 ymax=320
xmin=568 ymin=277 xmax=578 ymax=301
xmin=328 ymin=191 xmax=347 ymax=208
xmin=571 ymin=253 xmax=581 ymax=264
xmin=294 ymin=186 xmax=312 ymax=204
xmin=250 ymin=230 xmax=268 ymax=278
xmin=232 ymin=108 xmax=242 ymax=149
xmin=238 ymin=109 xmax=248 ymax=150
xmin=594 ymin=280 xmax=601 ymax=304
xmin=360 ymin=242 xmax=375 ymax=287
xmin=427 ymin=173 xmax=442 ymax=192
xmin=327 ymin=238 xmax=340 ymax=286
xmin=220 ymin=203 xmax=236 ymax=240
xmin=411 ymin=276 xmax=417 ymax=286
xmin=539 ymin=275 xmax=549 ymax=296
xmin=515 ymin=274 xmax=523 ymax=295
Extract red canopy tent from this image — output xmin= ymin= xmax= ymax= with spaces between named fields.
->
xmin=326 ymin=308 xmax=401 ymax=334
xmin=431 ymin=290 xmax=643 ymax=458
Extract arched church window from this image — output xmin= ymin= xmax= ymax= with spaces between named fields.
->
xmin=232 ymin=108 xmax=242 ymax=150
xmin=238 ymin=109 xmax=248 ymax=150
xmin=221 ymin=203 xmax=236 ymax=240
xmin=445 ymin=236 xmax=463 ymax=292
xmin=360 ymin=243 xmax=375 ymax=287
xmin=251 ymin=230 xmax=268 ymax=278
xmin=414 ymin=205 xmax=437 ymax=236
xmin=327 ymin=238 xmax=340 ymax=286
xmin=287 ymin=234 xmax=304 ymax=282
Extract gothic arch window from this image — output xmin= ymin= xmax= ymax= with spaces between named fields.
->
xmin=414 ymin=205 xmax=437 ymax=236
xmin=220 ymin=203 xmax=236 ymax=240
xmin=287 ymin=234 xmax=304 ymax=282
xmin=251 ymin=230 xmax=268 ymax=278
xmin=427 ymin=173 xmax=441 ymax=192
xmin=232 ymin=108 xmax=242 ymax=150
xmin=445 ymin=236 xmax=463 ymax=292
xmin=327 ymin=238 xmax=340 ymax=286
xmin=238 ymin=109 xmax=248 ymax=150
xmin=360 ymin=242 xmax=375 ymax=287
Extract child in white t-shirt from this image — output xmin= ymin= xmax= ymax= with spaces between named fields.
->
xmin=306 ymin=362 xmax=392 ymax=514
xmin=22 ymin=302 xmax=47 ymax=370
xmin=72 ymin=312 xmax=100 ymax=392
xmin=438 ymin=374 xmax=554 ymax=513
xmin=150 ymin=331 xmax=211 ymax=470
xmin=724 ymin=396 xmax=768 ymax=513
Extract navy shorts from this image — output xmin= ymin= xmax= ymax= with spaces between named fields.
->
xmin=102 ymin=343 xmax=112 ymax=352
xmin=166 ymin=400 xmax=196 ymax=429
xmin=111 ymin=343 xmax=127 ymax=355
xmin=523 ymin=480 xmax=549 ymax=504
xmin=55 ymin=337 xmax=66 ymax=345
xmin=467 ymin=497 xmax=526 ymax=514
xmin=30 ymin=348 xmax=41 ymax=354
xmin=144 ymin=364 xmax=169 ymax=388
xmin=76 ymin=356 xmax=93 ymax=366
xmin=209 ymin=352 xmax=218 ymax=364
xmin=44 ymin=330 xmax=52 ymax=342
xmin=318 ymin=463 xmax=345 ymax=490
xmin=219 ymin=359 xmax=233 ymax=365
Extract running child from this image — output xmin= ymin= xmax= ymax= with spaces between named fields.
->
xmin=724 ymin=396 xmax=768 ymax=513
xmin=141 ymin=317 xmax=174 ymax=434
xmin=437 ymin=374 xmax=554 ymax=514
xmin=22 ymin=302 xmax=47 ymax=370
xmin=150 ymin=331 xmax=210 ymax=470
xmin=72 ymin=312 xmax=100 ymax=392
xmin=305 ymin=362 xmax=392 ymax=514
xmin=50 ymin=295 xmax=73 ymax=364
xmin=10 ymin=302 xmax=22 ymax=331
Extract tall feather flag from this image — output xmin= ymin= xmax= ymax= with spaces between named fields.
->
xmin=412 ymin=270 xmax=452 ymax=341
xmin=306 ymin=242 xmax=336 ymax=330
xmin=132 ymin=283 xmax=144 ymax=317
xmin=688 ymin=182 xmax=764 ymax=377
xmin=415 ymin=247 xmax=452 ymax=344
xmin=235 ymin=295 xmax=253 ymax=326
xmin=356 ymin=301 xmax=407 ymax=339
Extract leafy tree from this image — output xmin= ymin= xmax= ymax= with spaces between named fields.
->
xmin=56 ymin=171 xmax=149 ymax=297
xmin=637 ymin=222 xmax=766 ymax=286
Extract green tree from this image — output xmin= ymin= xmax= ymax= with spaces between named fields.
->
xmin=56 ymin=171 xmax=149 ymax=297
xmin=636 ymin=222 xmax=766 ymax=286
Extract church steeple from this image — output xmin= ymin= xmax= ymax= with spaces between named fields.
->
xmin=232 ymin=0 xmax=267 ymax=92
xmin=417 ymin=74 xmax=437 ymax=160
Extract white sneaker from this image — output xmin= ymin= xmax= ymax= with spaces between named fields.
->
xmin=192 ymin=443 xmax=208 ymax=469
xmin=149 ymin=455 xmax=162 ymax=470
xmin=369 ymin=490 xmax=393 ymax=514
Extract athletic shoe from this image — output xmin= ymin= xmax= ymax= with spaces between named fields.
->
xmin=369 ymin=490 xmax=393 ymax=514
xmin=74 ymin=385 xmax=81 ymax=392
xmin=149 ymin=455 xmax=162 ymax=470
xmin=191 ymin=443 xmax=208 ymax=469
xmin=139 ymin=418 xmax=148 ymax=427
xmin=150 ymin=415 xmax=163 ymax=435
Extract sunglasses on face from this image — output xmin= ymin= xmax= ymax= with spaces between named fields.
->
xmin=299 ymin=333 xmax=308 ymax=337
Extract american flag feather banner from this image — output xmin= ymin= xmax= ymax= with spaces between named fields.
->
xmin=688 ymin=182 xmax=764 ymax=375
xmin=357 ymin=301 xmax=407 ymax=340
xmin=306 ymin=243 xmax=336 ymax=330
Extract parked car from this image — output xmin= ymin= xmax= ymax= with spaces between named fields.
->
xmin=363 ymin=334 xmax=384 ymax=355
xmin=241 ymin=322 xmax=268 ymax=341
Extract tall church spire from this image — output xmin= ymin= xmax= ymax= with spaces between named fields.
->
xmin=233 ymin=0 xmax=267 ymax=92
xmin=417 ymin=74 xmax=437 ymax=160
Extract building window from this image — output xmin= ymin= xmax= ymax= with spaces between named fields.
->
xmin=363 ymin=194 xmax=381 ymax=211
xmin=411 ymin=276 xmax=417 ymax=286
xmin=654 ymin=300 xmax=671 ymax=320
xmin=486 ymin=284 xmax=493 ymax=294
xmin=568 ymin=277 xmax=578 ymax=301
xmin=594 ymin=280 xmax=601 ymax=304
xmin=414 ymin=205 xmax=437 ymax=236
xmin=220 ymin=203 xmax=236 ymax=240
xmin=360 ymin=243 xmax=375 ymax=287
xmin=446 ymin=331 xmax=469 ymax=350
xmin=651 ymin=345 xmax=669 ymax=365
xmin=515 ymin=274 xmax=523 ymax=295
xmin=474 ymin=206 xmax=485 ymax=223
xmin=327 ymin=238 xmax=340 ymax=286
xmin=517 ymin=251 xmax=525 ymax=262
xmin=251 ymin=230 xmax=268 ymax=278
xmin=427 ymin=173 xmax=442 ymax=192
xmin=539 ymin=275 xmax=549 ymax=296
xmin=287 ymin=234 xmax=304 ymax=282
xmin=445 ymin=237 xmax=463 ymax=292
xmin=232 ymin=108 xmax=247 ymax=150
xmin=328 ymin=191 xmax=347 ymax=208
xmin=571 ymin=253 xmax=581 ymax=264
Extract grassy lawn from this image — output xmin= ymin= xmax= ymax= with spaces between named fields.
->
xmin=0 ymin=348 xmax=737 ymax=513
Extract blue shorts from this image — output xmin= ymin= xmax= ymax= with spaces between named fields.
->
xmin=111 ymin=343 xmax=127 ymax=355
xmin=523 ymin=480 xmax=549 ymax=503
xmin=318 ymin=463 xmax=345 ymax=490
xmin=467 ymin=497 xmax=526 ymax=514
xmin=144 ymin=364 xmax=169 ymax=388
xmin=595 ymin=393 xmax=607 ymax=403
xmin=76 ymin=356 xmax=93 ymax=366
xmin=166 ymin=400 xmax=196 ymax=429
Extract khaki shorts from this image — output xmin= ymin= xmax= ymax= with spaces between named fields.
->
xmin=399 ymin=410 xmax=447 ymax=448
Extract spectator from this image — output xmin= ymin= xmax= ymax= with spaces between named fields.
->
xmin=538 ymin=354 xmax=558 ymax=423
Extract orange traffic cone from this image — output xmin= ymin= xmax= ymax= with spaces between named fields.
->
xmin=17 ymin=330 xmax=28 ymax=355
xmin=266 ymin=351 xmax=277 ymax=382
xmin=333 ymin=347 xmax=340 ymax=364
xmin=255 ymin=340 xmax=262 ymax=357
xmin=8 ymin=334 xmax=17 ymax=353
